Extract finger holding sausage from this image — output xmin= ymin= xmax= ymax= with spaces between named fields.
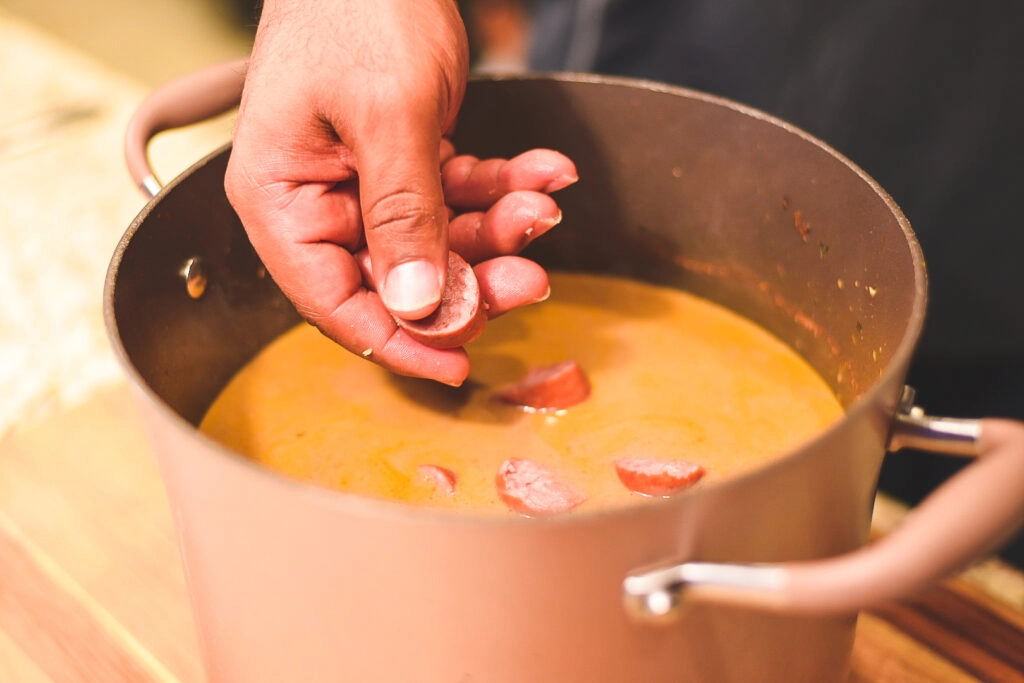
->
xmin=448 ymin=191 xmax=562 ymax=264
xmin=474 ymin=256 xmax=551 ymax=319
xmin=307 ymin=282 xmax=472 ymax=384
xmin=227 ymin=182 xmax=472 ymax=384
xmin=442 ymin=149 xmax=578 ymax=210
xmin=357 ymin=252 xmax=550 ymax=322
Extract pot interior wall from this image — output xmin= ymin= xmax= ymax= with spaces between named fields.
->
xmin=109 ymin=76 xmax=924 ymax=425
xmin=111 ymin=150 xmax=300 ymax=425
xmin=454 ymin=77 xmax=924 ymax=408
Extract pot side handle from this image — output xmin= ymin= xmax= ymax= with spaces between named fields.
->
xmin=623 ymin=403 xmax=1024 ymax=621
xmin=124 ymin=58 xmax=248 ymax=198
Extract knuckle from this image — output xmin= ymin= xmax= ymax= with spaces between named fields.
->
xmin=363 ymin=190 xmax=443 ymax=237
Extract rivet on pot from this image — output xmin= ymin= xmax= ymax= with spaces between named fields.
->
xmin=622 ymin=571 xmax=684 ymax=624
xmin=181 ymin=256 xmax=208 ymax=299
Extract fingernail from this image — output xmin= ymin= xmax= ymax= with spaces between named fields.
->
xmin=540 ymin=211 xmax=563 ymax=229
xmin=382 ymin=260 xmax=443 ymax=319
xmin=522 ymin=211 xmax=561 ymax=246
xmin=545 ymin=174 xmax=579 ymax=193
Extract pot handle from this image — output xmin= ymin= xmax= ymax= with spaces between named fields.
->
xmin=623 ymin=387 xmax=1024 ymax=621
xmin=124 ymin=58 xmax=248 ymax=198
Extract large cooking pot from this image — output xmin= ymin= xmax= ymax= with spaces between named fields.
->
xmin=107 ymin=61 xmax=1024 ymax=682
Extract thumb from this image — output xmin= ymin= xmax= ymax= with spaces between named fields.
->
xmin=357 ymin=113 xmax=449 ymax=321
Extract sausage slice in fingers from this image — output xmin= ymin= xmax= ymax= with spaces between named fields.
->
xmin=394 ymin=252 xmax=487 ymax=349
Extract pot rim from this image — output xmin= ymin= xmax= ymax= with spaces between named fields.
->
xmin=103 ymin=73 xmax=929 ymax=529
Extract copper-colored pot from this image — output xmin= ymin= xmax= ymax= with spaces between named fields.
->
xmin=106 ymin=65 xmax=1024 ymax=682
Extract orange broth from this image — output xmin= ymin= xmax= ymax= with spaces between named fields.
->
xmin=200 ymin=272 xmax=843 ymax=514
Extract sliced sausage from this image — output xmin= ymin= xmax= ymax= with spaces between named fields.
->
xmin=614 ymin=457 xmax=706 ymax=497
xmin=496 ymin=458 xmax=586 ymax=516
xmin=417 ymin=464 xmax=458 ymax=495
xmin=494 ymin=360 xmax=591 ymax=412
xmin=395 ymin=251 xmax=487 ymax=349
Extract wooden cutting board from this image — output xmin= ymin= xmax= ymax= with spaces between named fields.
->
xmin=1 ymin=382 xmax=1021 ymax=682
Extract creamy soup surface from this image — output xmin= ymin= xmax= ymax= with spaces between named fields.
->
xmin=201 ymin=272 xmax=843 ymax=514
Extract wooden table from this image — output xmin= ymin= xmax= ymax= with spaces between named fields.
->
xmin=1 ymin=8 xmax=1021 ymax=683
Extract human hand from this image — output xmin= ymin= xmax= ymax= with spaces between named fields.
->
xmin=224 ymin=0 xmax=577 ymax=386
